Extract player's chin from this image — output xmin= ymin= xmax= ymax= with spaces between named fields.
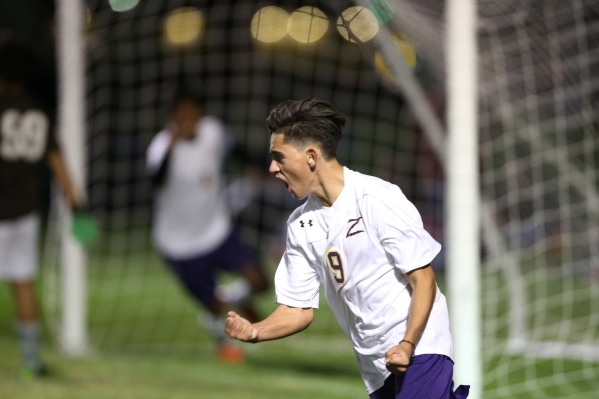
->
xmin=285 ymin=182 xmax=299 ymax=197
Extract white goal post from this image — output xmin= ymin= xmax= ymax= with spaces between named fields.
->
xmin=445 ymin=1 xmax=482 ymax=398
xmin=55 ymin=0 xmax=88 ymax=356
xmin=358 ymin=0 xmax=483 ymax=395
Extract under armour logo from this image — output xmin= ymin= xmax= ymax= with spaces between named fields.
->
xmin=300 ymin=220 xmax=313 ymax=228
xmin=346 ymin=217 xmax=365 ymax=237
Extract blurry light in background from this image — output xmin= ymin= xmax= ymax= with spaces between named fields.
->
xmin=367 ymin=0 xmax=396 ymax=25
xmin=287 ymin=7 xmax=329 ymax=44
xmin=374 ymin=34 xmax=417 ymax=81
xmin=336 ymin=6 xmax=379 ymax=43
xmin=164 ymin=7 xmax=204 ymax=46
xmin=109 ymin=0 xmax=140 ymax=13
xmin=250 ymin=6 xmax=289 ymax=43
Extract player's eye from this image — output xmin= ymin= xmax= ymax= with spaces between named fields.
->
xmin=272 ymin=153 xmax=283 ymax=162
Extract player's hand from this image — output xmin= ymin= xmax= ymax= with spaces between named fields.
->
xmin=385 ymin=342 xmax=413 ymax=374
xmin=225 ymin=311 xmax=259 ymax=343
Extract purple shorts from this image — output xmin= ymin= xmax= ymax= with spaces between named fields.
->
xmin=163 ymin=228 xmax=255 ymax=309
xmin=369 ymin=355 xmax=469 ymax=399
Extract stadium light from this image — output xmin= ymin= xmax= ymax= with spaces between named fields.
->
xmin=108 ymin=0 xmax=140 ymax=13
xmin=250 ymin=6 xmax=289 ymax=43
xmin=164 ymin=7 xmax=204 ymax=46
xmin=287 ymin=6 xmax=329 ymax=44
xmin=336 ymin=6 xmax=379 ymax=43
xmin=374 ymin=33 xmax=417 ymax=80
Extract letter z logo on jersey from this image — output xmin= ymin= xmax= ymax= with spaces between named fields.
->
xmin=346 ymin=217 xmax=365 ymax=238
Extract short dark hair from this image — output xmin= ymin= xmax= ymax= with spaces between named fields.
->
xmin=170 ymin=89 xmax=206 ymax=112
xmin=266 ymin=99 xmax=346 ymax=160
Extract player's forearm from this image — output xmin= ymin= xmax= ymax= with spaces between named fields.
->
xmin=46 ymin=150 xmax=79 ymax=209
xmin=403 ymin=265 xmax=436 ymax=346
xmin=252 ymin=304 xmax=314 ymax=342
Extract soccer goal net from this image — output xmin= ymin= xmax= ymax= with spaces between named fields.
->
xmin=383 ymin=0 xmax=599 ymax=397
xmin=476 ymin=1 xmax=599 ymax=397
xmin=44 ymin=0 xmax=599 ymax=397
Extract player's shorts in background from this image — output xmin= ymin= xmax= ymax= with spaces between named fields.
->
xmin=0 ymin=212 xmax=40 ymax=282
xmin=163 ymin=227 xmax=255 ymax=308
xmin=369 ymin=354 xmax=469 ymax=399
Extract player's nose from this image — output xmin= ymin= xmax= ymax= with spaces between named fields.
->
xmin=268 ymin=159 xmax=280 ymax=174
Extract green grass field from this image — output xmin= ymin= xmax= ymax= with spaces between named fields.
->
xmin=1 ymin=276 xmax=366 ymax=399
xmin=0 ymin=246 xmax=367 ymax=399
xmin=0 ymin=335 xmax=366 ymax=399
xmin=1 ymin=239 xmax=598 ymax=398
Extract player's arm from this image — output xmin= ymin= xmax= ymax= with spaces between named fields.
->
xmin=403 ymin=264 xmax=437 ymax=344
xmin=46 ymin=149 xmax=79 ymax=210
xmin=225 ymin=304 xmax=314 ymax=343
xmin=232 ymin=212 xmax=318 ymax=343
xmin=149 ymin=151 xmax=171 ymax=187
xmin=146 ymin=130 xmax=180 ymax=186
xmin=367 ymin=191 xmax=441 ymax=374
xmin=385 ymin=264 xmax=436 ymax=374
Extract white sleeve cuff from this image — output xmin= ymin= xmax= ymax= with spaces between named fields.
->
xmin=275 ymin=294 xmax=319 ymax=309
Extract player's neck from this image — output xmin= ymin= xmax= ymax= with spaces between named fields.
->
xmin=312 ymin=160 xmax=344 ymax=207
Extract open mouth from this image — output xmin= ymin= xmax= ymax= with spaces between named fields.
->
xmin=282 ymin=181 xmax=290 ymax=192
xmin=274 ymin=174 xmax=290 ymax=192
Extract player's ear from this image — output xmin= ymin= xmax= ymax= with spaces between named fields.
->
xmin=306 ymin=147 xmax=318 ymax=171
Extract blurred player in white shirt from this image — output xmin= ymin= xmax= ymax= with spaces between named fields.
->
xmin=225 ymin=99 xmax=469 ymax=398
xmin=146 ymin=92 xmax=268 ymax=362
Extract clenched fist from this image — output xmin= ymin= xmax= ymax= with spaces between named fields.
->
xmin=225 ymin=311 xmax=259 ymax=342
xmin=385 ymin=341 xmax=414 ymax=374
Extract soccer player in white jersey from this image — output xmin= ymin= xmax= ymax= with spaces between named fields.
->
xmin=225 ymin=99 xmax=469 ymax=398
xmin=146 ymin=92 xmax=268 ymax=362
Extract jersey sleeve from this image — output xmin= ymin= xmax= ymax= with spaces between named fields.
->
xmin=274 ymin=227 xmax=321 ymax=309
xmin=146 ymin=130 xmax=172 ymax=174
xmin=365 ymin=190 xmax=441 ymax=275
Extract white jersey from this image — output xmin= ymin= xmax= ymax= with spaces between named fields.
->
xmin=146 ymin=116 xmax=232 ymax=260
xmin=274 ymin=167 xmax=453 ymax=393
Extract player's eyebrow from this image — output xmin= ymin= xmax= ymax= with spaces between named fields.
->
xmin=270 ymin=150 xmax=284 ymax=161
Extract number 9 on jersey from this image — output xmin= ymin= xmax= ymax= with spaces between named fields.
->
xmin=326 ymin=250 xmax=345 ymax=285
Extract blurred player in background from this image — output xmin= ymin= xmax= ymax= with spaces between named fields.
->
xmin=226 ymin=99 xmax=470 ymax=398
xmin=146 ymin=92 xmax=268 ymax=362
xmin=0 ymin=43 xmax=80 ymax=378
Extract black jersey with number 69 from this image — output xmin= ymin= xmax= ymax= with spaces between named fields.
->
xmin=0 ymin=94 xmax=58 ymax=220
